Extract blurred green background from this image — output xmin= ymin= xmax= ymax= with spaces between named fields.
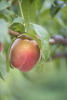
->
xmin=0 ymin=59 xmax=67 ymax=100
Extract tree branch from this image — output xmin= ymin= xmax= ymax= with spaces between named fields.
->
xmin=49 ymin=35 xmax=67 ymax=45
xmin=9 ymin=29 xmax=32 ymax=39
xmin=9 ymin=30 xmax=20 ymax=37
xmin=52 ymin=52 xmax=67 ymax=59
xmin=9 ymin=30 xmax=67 ymax=59
xmin=49 ymin=35 xmax=67 ymax=59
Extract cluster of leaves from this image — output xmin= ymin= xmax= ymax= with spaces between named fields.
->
xmin=0 ymin=0 xmax=67 ymax=79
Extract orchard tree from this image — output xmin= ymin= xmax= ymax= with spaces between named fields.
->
xmin=0 ymin=0 xmax=67 ymax=79
xmin=0 ymin=0 xmax=67 ymax=100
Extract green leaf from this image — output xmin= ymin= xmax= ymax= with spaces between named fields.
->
xmin=31 ymin=23 xmax=49 ymax=39
xmin=10 ymin=16 xmax=25 ymax=33
xmin=0 ymin=19 xmax=11 ymax=43
xmin=13 ymin=16 xmax=24 ymax=25
xmin=0 ymin=0 xmax=11 ymax=11
xmin=50 ymin=0 xmax=66 ymax=17
xmin=0 ymin=53 xmax=7 ymax=79
xmin=0 ymin=19 xmax=11 ymax=79
xmin=40 ymin=0 xmax=51 ymax=13
xmin=31 ymin=23 xmax=50 ymax=60
xmin=2 ymin=9 xmax=16 ymax=23
xmin=21 ymin=0 xmax=40 ymax=31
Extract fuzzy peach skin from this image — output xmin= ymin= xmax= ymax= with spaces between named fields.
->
xmin=10 ymin=38 xmax=40 ymax=72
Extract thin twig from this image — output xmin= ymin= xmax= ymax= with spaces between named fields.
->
xmin=49 ymin=35 xmax=67 ymax=45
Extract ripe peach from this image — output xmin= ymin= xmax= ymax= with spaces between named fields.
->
xmin=10 ymin=38 xmax=40 ymax=72
xmin=0 ymin=42 xmax=3 ymax=52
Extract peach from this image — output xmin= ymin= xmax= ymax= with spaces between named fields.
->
xmin=10 ymin=38 xmax=40 ymax=72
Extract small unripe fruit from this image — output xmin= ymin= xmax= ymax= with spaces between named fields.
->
xmin=0 ymin=42 xmax=3 ymax=52
xmin=10 ymin=38 xmax=40 ymax=72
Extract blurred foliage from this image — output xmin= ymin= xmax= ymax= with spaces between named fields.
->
xmin=0 ymin=0 xmax=67 ymax=100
